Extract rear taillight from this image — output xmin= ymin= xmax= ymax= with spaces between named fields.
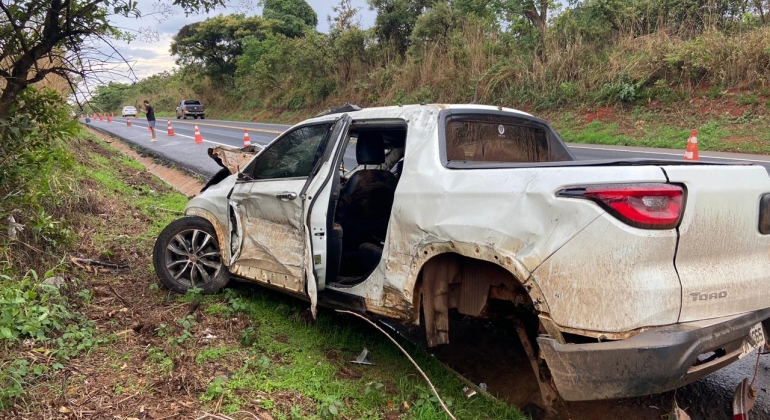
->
xmin=760 ymin=194 xmax=770 ymax=234
xmin=559 ymin=183 xmax=685 ymax=230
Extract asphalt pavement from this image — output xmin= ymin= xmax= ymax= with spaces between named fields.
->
xmin=87 ymin=115 xmax=770 ymax=177
xmin=83 ymin=115 xmax=770 ymax=419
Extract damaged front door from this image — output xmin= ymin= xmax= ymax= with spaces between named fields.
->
xmin=229 ymin=122 xmax=337 ymax=294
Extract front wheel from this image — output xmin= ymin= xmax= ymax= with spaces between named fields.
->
xmin=152 ymin=217 xmax=229 ymax=294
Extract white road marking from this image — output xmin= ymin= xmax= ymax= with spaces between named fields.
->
xmin=119 ymin=122 xmax=233 ymax=147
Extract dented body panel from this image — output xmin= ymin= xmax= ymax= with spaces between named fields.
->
xmin=229 ymin=178 xmax=307 ymax=293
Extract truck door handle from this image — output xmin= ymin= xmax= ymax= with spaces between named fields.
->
xmin=276 ymin=191 xmax=297 ymax=201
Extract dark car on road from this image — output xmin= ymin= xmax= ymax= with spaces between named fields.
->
xmin=176 ymin=99 xmax=205 ymax=119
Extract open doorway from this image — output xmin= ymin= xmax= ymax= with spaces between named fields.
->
xmin=325 ymin=120 xmax=407 ymax=287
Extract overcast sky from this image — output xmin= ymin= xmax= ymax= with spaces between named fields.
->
xmin=107 ymin=0 xmax=375 ymax=81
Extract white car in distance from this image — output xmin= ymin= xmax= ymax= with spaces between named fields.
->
xmin=121 ymin=106 xmax=137 ymax=117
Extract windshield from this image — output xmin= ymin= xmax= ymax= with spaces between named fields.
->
xmin=184 ymin=100 xmax=201 ymax=105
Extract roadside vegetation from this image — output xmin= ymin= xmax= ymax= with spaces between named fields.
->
xmin=88 ymin=0 xmax=770 ymax=152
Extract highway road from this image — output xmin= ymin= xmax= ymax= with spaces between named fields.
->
xmin=89 ymin=115 xmax=770 ymax=177
xmin=84 ymin=114 xmax=770 ymax=419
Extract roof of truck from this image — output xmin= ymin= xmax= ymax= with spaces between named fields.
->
xmin=300 ymin=104 xmax=534 ymax=125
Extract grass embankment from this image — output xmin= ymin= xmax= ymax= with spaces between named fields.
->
xmin=1 ymin=133 xmax=524 ymax=419
xmin=545 ymin=95 xmax=770 ymax=154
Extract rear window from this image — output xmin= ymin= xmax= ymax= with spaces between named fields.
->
xmin=184 ymin=100 xmax=201 ymax=105
xmin=444 ymin=114 xmax=572 ymax=164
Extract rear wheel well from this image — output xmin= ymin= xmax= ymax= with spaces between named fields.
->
xmin=413 ymin=252 xmax=538 ymax=347
xmin=412 ymin=252 xmax=562 ymax=411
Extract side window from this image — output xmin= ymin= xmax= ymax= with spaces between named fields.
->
xmin=444 ymin=115 xmax=572 ymax=164
xmin=251 ymin=123 xmax=333 ymax=180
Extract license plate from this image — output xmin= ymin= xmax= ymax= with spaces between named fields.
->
xmin=739 ymin=323 xmax=766 ymax=359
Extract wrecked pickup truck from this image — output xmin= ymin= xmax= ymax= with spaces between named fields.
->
xmin=152 ymin=104 xmax=770 ymax=407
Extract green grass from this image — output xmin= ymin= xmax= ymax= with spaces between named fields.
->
xmin=193 ymin=288 xmax=525 ymax=419
xmin=82 ymin=143 xmax=188 ymax=234
xmin=553 ymin=111 xmax=770 ymax=154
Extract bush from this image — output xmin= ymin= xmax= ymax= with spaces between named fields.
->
xmin=0 ymin=270 xmax=99 ymax=408
xmin=0 ymin=88 xmax=79 ymax=262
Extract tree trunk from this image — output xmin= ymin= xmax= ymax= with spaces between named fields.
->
xmin=0 ymin=72 xmax=32 ymax=117
xmin=523 ymin=0 xmax=549 ymax=60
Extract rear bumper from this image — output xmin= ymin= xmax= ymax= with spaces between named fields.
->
xmin=183 ymin=111 xmax=204 ymax=115
xmin=538 ymin=308 xmax=770 ymax=401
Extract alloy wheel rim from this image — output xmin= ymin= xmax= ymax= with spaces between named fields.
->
xmin=164 ymin=228 xmax=222 ymax=287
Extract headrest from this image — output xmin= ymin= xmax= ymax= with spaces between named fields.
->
xmin=356 ymin=131 xmax=385 ymax=165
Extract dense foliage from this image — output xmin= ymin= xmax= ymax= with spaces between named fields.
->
xmin=88 ymin=0 xmax=770 ymax=117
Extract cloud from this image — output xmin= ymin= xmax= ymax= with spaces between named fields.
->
xmin=123 ymin=47 xmax=164 ymax=60
xmin=99 ymin=0 xmax=376 ymax=83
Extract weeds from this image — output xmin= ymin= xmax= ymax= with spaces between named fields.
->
xmin=0 ymin=270 xmax=100 ymax=407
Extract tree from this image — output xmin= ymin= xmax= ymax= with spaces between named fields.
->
xmin=0 ymin=0 xmax=227 ymax=116
xmin=327 ymin=0 xmax=361 ymax=33
xmin=90 ymin=81 xmax=132 ymax=111
xmin=261 ymin=0 xmax=318 ymax=37
xmin=171 ymin=14 xmax=272 ymax=81
xmin=410 ymin=2 xmax=462 ymax=48
xmin=368 ymin=0 xmax=433 ymax=56
xmin=497 ymin=0 xmax=555 ymax=44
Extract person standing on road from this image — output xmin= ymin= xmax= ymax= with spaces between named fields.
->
xmin=139 ymin=99 xmax=156 ymax=142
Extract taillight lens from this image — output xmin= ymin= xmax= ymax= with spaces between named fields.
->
xmin=559 ymin=183 xmax=685 ymax=230
xmin=760 ymin=194 xmax=770 ymax=234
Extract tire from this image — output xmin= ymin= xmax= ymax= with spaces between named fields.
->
xmin=152 ymin=216 xmax=229 ymax=294
xmin=201 ymin=115 xmax=205 ymax=119
xmin=183 ymin=115 xmax=188 ymax=120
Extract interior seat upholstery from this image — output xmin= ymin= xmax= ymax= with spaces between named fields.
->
xmin=335 ymin=132 xmax=398 ymax=252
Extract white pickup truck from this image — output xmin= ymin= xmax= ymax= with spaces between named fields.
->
xmin=152 ymin=104 xmax=770 ymax=406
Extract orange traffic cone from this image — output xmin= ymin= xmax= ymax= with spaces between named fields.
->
xmin=107 ymin=114 xmax=112 ymax=123
xmin=194 ymin=125 xmax=203 ymax=144
xmin=99 ymin=113 xmax=103 ymax=121
xmin=126 ymin=118 xmax=131 ymax=127
xmin=243 ymin=129 xmax=251 ymax=147
xmin=684 ymin=129 xmax=699 ymax=161
xmin=167 ymin=121 xmax=175 ymax=136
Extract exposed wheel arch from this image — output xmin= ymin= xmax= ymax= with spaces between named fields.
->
xmin=410 ymin=249 xmax=545 ymax=347
xmin=405 ymin=242 xmax=550 ymax=323
xmin=185 ymin=208 xmax=232 ymax=266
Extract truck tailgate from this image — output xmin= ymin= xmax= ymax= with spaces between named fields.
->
xmin=663 ymin=165 xmax=770 ymax=322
